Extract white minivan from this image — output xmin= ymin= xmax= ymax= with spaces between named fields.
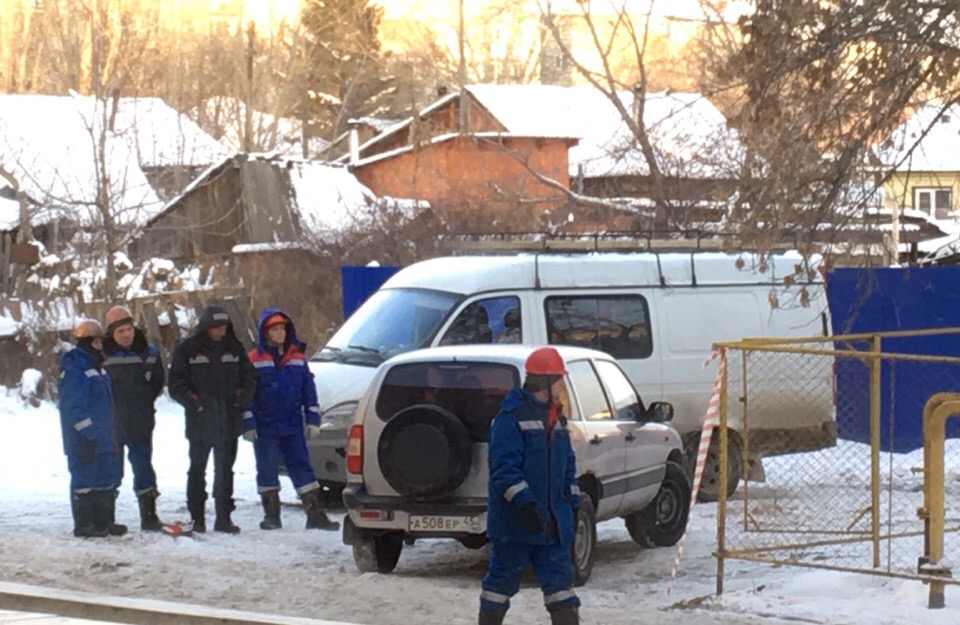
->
xmin=309 ymin=251 xmax=835 ymax=501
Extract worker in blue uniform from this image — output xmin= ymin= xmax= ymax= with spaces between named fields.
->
xmin=479 ymin=346 xmax=581 ymax=625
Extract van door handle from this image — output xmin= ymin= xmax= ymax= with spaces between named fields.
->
xmin=589 ymin=435 xmax=602 ymax=446
xmin=625 ymin=432 xmax=636 ymax=442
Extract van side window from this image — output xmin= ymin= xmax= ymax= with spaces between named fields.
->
xmin=545 ymin=295 xmax=653 ymax=359
xmin=440 ymin=296 xmax=520 ymax=346
xmin=567 ymin=360 xmax=612 ymax=421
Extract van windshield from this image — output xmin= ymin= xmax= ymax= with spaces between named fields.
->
xmin=313 ymin=288 xmax=460 ymax=365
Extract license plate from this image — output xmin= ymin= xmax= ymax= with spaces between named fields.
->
xmin=408 ymin=514 xmax=482 ymax=533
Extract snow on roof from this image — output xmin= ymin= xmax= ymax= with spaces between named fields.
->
xmin=287 ymin=160 xmax=376 ymax=236
xmin=877 ymin=102 xmax=960 ymax=172
xmin=0 ymin=94 xmax=163 ymax=227
xmin=112 ymin=97 xmax=228 ymax=168
xmin=465 ymin=84 xmax=743 ymax=179
xmin=0 ymin=94 xmax=228 ymax=227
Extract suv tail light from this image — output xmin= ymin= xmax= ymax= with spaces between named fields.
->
xmin=346 ymin=424 xmax=364 ymax=474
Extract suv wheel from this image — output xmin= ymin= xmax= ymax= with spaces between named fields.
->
xmin=633 ymin=461 xmax=691 ymax=548
xmin=353 ymin=531 xmax=404 ymax=574
xmin=571 ymin=498 xmax=596 ymax=586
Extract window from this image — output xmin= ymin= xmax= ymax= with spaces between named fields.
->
xmin=317 ymin=288 xmax=459 ymax=363
xmin=914 ymin=187 xmax=953 ymax=219
xmin=376 ymin=362 xmax=519 ymax=442
xmin=594 ymin=360 xmax=645 ymax=421
xmin=567 ymin=361 xmax=612 ymax=421
xmin=545 ymin=295 xmax=653 ymax=359
xmin=440 ymin=296 xmax=520 ymax=346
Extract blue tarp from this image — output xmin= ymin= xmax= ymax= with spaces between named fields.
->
xmin=340 ymin=265 xmax=403 ymax=320
xmin=827 ymin=267 xmax=960 ymax=452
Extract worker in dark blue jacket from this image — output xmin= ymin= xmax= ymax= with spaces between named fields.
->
xmin=58 ymin=320 xmax=128 ymax=538
xmin=102 ymin=305 xmax=166 ymax=531
xmin=480 ymin=347 xmax=581 ymax=625
xmin=244 ymin=308 xmax=339 ymax=531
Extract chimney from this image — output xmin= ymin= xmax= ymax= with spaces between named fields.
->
xmin=437 ymin=85 xmax=449 ymax=98
xmin=347 ymin=119 xmax=361 ymax=165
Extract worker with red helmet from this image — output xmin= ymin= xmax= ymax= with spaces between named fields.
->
xmin=58 ymin=319 xmax=128 ymax=538
xmin=479 ymin=347 xmax=581 ymax=625
xmin=244 ymin=308 xmax=339 ymax=531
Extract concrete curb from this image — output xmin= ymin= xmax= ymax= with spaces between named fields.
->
xmin=0 ymin=581 xmax=358 ymax=625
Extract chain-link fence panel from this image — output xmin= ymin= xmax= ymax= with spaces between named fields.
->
xmin=718 ymin=335 xmax=960 ymax=596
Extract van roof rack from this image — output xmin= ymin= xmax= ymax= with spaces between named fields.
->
xmin=438 ymin=231 xmax=801 ymax=254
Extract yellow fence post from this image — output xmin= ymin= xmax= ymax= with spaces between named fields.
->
xmin=869 ymin=335 xmax=882 ymax=569
xmin=716 ymin=348 xmax=729 ymax=596
xmin=920 ymin=393 xmax=960 ymax=609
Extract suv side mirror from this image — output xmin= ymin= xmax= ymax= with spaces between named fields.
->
xmin=647 ymin=401 xmax=674 ymax=422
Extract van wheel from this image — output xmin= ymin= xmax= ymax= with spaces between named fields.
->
xmin=687 ymin=430 xmax=742 ymax=503
xmin=571 ymin=498 xmax=597 ymax=587
xmin=641 ymin=461 xmax=691 ymax=547
xmin=352 ymin=531 xmax=404 ymax=573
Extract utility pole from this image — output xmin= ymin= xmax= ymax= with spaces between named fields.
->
xmin=244 ymin=21 xmax=256 ymax=153
xmin=458 ymin=0 xmax=469 ymax=135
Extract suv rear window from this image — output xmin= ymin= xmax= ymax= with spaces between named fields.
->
xmin=376 ymin=362 xmax=520 ymax=442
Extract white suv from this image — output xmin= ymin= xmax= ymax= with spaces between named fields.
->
xmin=341 ymin=344 xmax=690 ymax=584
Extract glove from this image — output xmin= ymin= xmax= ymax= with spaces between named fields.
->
xmin=518 ymin=502 xmax=544 ymax=535
xmin=306 ymin=424 xmax=321 ymax=440
xmin=243 ymin=429 xmax=258 ymax=442
xmin=188 ymin=392 xmax=204 ymax=413
xmin=79 ymin=437 xmax=97 ymax=464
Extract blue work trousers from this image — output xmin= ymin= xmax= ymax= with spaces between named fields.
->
xmin=67 ymin=450 xmax=118 ymax=493
xmin=116 ymin=441 xmax=158 ymax=495
xmin=480 ymin=540 xmax=580 ymax=614
xmin=254 ymin=433 xmax=319 ymax=495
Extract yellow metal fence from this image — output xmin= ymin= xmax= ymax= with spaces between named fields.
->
xmin=715 ymin=329 xmax=960 ymax=609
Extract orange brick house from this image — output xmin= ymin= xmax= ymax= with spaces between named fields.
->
xmin=344 ymin=84 xmax=743 ymax=229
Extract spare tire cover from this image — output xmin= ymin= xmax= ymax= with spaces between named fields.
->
xmin=378 ymin=404 xmax=474 ymax=499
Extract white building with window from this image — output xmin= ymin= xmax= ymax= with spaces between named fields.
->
xmin=875 ymin=102 xmax=960 ymax=257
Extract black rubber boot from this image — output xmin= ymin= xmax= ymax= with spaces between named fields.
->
xmin=302 ymin=489 xmax=339 ymax=531
xmin=188 ymin=499 xmax=206 ymax=533
xmin=101 ymin=490 xmax=128 ymax=537
xmin=548 ymin=605 xmax=580 ymax=625
xmin=259 ymin=491 xmax=282 ymax=530
xmin=478 ymin=609 xmax=507 ymax=625
xmin=214 ymin=498 xmax=240 ymax=534
xmin=138 ymin=488 xmax=163 ymax=532
xmin=72 ymin=493 xmax=108 ymax=538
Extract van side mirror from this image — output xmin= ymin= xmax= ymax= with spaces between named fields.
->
xmin=647 ymin=401 xmax=674 ymax=422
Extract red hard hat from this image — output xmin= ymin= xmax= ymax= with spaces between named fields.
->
xmin=524 ymin=347 xmax=567 ymax=376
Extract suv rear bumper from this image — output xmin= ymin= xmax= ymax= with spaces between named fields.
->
xmin=343 ymin=484 xmax=488 ymax=537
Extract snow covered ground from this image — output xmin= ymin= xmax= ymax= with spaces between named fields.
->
xmin=1 ymin=390 xmax=958 ymax=625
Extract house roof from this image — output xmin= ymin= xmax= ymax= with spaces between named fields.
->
xmin=877 ymin=102 xmax=960 ymax=172
xmin=352 ymin=131 xmax=579 ymax=168
xmin=149 ymin=153 xmax=378 ymax=239
xmin=350 ymin=84 xmax=743 ymax=179
xmin=0 ymin=94 xmax=227 ymax=227
xmin=466 ymin=84 xmax=742 ymax=179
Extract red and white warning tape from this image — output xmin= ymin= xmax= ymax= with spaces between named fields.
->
xmin=667 ymin=347 xmax=726 ymax=592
